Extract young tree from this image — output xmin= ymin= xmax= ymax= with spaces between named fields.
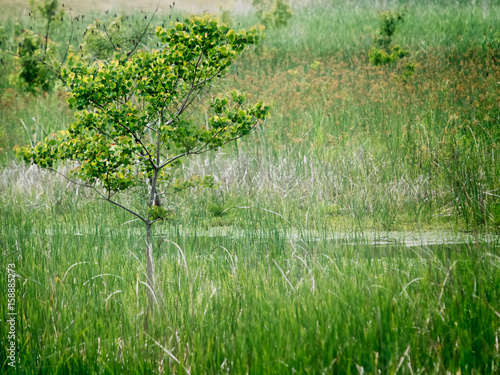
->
xmin=15 ymin=15 xmax=269 ymax=303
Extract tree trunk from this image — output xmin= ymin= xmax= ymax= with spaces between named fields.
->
xmin=153 ymin=192 xmax=161 ymax=207
xmin=145 ymin=168 xmax=158 ymax=311
xmin=145 ymin=221 xmax=156 ymax=307
xmin=150 ymin=176 xmax=162 ymax=207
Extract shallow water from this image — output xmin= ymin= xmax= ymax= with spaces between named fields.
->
xmin=155 ymin=227 xmax=500 ymax=246
xmin=61 ymin=225 xmax=500 ymax=246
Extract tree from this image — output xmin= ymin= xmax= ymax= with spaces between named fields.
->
xmin=14 ymin=15 xmax=270 ymax=305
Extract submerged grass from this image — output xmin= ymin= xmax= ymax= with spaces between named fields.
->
xmin=1 ymin=0 xmax=500 ymax=373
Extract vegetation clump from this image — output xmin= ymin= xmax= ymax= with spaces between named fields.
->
xmin=253 ymin=0 xmax=293 ymax=28
xmin=369 ymin=43 xmax=408 ymax=65
xmin=369 ymin=8 xmax=409 ymax=65
xmin=15 ymin=0 xmax=63 ymax=92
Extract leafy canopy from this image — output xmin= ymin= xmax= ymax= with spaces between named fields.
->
xmin=15 ymin=15 xmax=269 ymax=218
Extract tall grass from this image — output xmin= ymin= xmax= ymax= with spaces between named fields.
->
xmin=1 ymin=175 xmax=499 ymax=372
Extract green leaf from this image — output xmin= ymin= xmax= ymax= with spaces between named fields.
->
xmin=219 ymin=45 xmax=228 ymax=56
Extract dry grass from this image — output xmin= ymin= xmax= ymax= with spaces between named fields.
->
xmin=0 ymin=0 xmax=245 ymax=17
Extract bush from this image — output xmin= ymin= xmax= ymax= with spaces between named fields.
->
xmin=375 ymin=9 xmax=406 ymax=48
xmin=17 ymin=29 xmax=57 ymax=93
xmin=15 ymin=0 xmax=63 ymax=93
xmin=369 ymin=44 xmax=409 ymax=66
xmin=370 ymin=8 xmax=408 ymax=66
xmin=253 ymin=0 xmax=293 ymax=28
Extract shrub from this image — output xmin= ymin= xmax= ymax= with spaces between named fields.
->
xmin=370 ymin=8 xmax=408 ymax=66
xmin=369 ymin=44 xmax=409 ymax=66
xmin=253 ymin=0 xmax=293 ymax=28
xmin=15 ymin=0 xmax=63 ymax=93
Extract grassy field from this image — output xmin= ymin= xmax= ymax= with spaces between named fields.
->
xmin=1 ymin=0 xmax=500 ymax=373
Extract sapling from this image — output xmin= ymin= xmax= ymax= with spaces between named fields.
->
xmin=15 ymin=15 xmax=270 ymax=306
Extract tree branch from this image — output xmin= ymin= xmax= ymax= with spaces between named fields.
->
xmin=126 ymin=4 xmax=159 ymax=58
xmin=89 ymin=100 xmax=157 ymax=168
xmin=47 ymin=166 xmax=147 ymax=223
xmin=157 ymin=117 xmax=261 ymax=170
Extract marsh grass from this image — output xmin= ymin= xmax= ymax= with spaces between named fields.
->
xmin=1 ymin=186 xmax=500 ymax=373
xmin=1 ymin=0 xmax=500 ymax=373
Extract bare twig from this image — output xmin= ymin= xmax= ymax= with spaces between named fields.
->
xmin=126 ymin=4 xmax=159 ymax=58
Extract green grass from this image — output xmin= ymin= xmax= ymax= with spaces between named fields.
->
xmin=1 ymin=0 xmax=500 ymax=373
xmin=1 ymin=186 xmax=499 ymax=373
